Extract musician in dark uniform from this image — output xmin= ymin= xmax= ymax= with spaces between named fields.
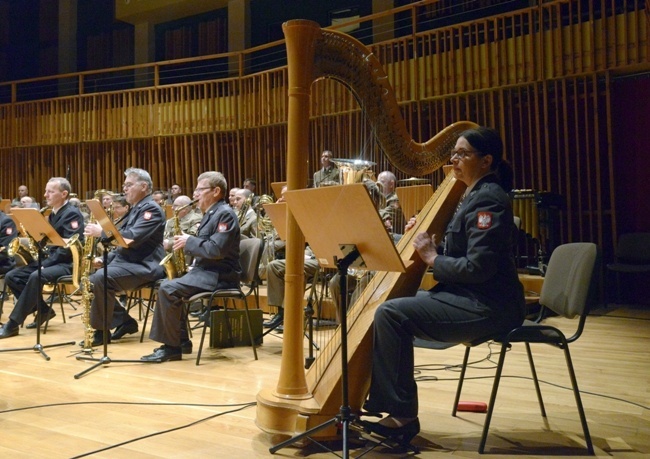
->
xmin=0 ymin=210 xmax=18 ymax=275
xmin=313 ymin=150 xmax=340 ymax=187
xmin=0 ymin=178 xmax=85 ymax=338
xmin=362 ymin=127 xmax=526 ymax=442
xmin=84 ymin=167 xmax=166 ymax=345
xmin=142 ymin=171 xmax=241 ymax=362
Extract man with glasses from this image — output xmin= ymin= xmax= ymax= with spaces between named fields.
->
xmin=141 ymin=171 xmax=241 ymax=362
xmin=83 ymin=167 xmax=166 ymax=345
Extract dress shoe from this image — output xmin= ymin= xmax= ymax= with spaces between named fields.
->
xmin=140 ymin=344 xmax=182 ymax=362
xmin=180 ymin=339 xmax=193 ymax=354
xmin=0 ymin=292 xmax=10 ymax=301
xmin=25 ymin=309 xmax=56 ymax=329
xmin=0 ymin=321 xmax=19 ymax=339
xmin=263 ymin=312 xmax=284 ymax=329
xmin=360 ymin=417 xmax=420 ymax=448
xmin=79 ymin=330 xmax=111 ymax=347
xmin=111 ymin=319 xmax=138 ymax=340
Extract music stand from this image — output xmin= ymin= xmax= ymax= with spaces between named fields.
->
xmin=75 ymin=200 xmax=159 ymax=379
xmin=269 ymin=184 xmax=409 ymax=458
xmin=1 ymin=199 xmax=10 ymax=214
xmin=270 ymin=182 xmax=287 ymax=199
xmin=395 ymin=184 xmax=434 ymax=221
xmin=0 ymin=208 xmax=75 ymax=360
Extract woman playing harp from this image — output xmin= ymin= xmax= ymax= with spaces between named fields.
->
xmin=361 ymin=126 xmax=526 ymax=446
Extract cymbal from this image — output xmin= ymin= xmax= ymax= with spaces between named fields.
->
xmin=398 ymin=177 xmax=430 ymax=185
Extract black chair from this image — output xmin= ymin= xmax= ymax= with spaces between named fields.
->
xmin=187 ymin=237 xmax=265 ymax=365
xmin=606 ymin=232 xmax=650 ymax=303
xmin=452 ymin=242 xmax=598 ymax=454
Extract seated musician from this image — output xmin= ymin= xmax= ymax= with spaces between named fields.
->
xmin=377 ymin=170 xmax=405 ymax=235
xmin=111 ymin=195 xmax=131 ymax=229
xmin=83 ymin=168 xmax=166 ymax=345
xmin=0 ymin=209 xmax=18 ymax=301
xmin=163 ymin=195 xmax=202 ymax=252
xmin=263 ymin=246 xmax=320 ymax=331
xmin=10 ymin=185 xmax=29 ymax=208
xmin=0 ymin=178 xmax=85 ymax=338
xmin=361 ymin=127 xmax=526 ymax=444
xmin=233 ymin=188 xmax=257 ymax=239
xmin=141 ymin=171 xmax=240 ymax=362
xmin=313 ymin=149 xmax=340 ymax=187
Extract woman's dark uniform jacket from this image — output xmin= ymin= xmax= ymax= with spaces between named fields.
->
xmin=431 ymin=173 xmax=525 ymax=327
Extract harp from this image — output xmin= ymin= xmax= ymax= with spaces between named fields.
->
xmin=255 ymin=19 xmax=476 ymax=438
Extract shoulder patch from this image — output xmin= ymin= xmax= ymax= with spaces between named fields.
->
xmin=477 ymin=212 xmax=493 ymax=229
xmin=218 ymin=222 xmax=228 ymax=232
xmin=6 ymin=227 xmax=12 ymax=235
xmin=144 ymin=211 xmax=152 ymax=221
xmin=71 ymin=221 xmax=79 ymax=229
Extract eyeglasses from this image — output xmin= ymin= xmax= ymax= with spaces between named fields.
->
xmin=122 ymin=181 xmax=142 ymax=189
xmin=450 ymin=149 xmax=480 ymax=160
xmin=194 ymin=186 xmax=214 ymax=194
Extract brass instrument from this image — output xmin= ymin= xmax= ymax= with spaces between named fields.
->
xmin=160 ymin=199 xmax=198 ymax=280
xmin=255 ymin=194 xmax=275 ymax=237
xmin=237 ymin=195 xmax=252 ymax=226
xmin=7 ymin=223 xmax=39 ymax=265
xmin=255 ymin=19 xmax=475 ymax=438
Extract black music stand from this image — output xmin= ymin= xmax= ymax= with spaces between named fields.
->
xmin=269 ymin=184 xmax=409 ymax=458
xmin=0 ymin=208 xmax=75 ymax=360
xmin=74 ymin=200 xmax=160 ymax=378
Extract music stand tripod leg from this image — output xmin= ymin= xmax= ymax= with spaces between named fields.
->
xmin=270 ymin=249 xmax=359 ymax=458
xmin=75 ymin=240 xmax=161 ymax=379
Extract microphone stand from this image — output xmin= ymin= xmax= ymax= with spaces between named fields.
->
xmin=0 ymin=237 xmax=75 ymax=360
xmin=270 ymin=246 xmax=360 ymax=458
xmin=74 ymin=237 xmax=161 ymax=378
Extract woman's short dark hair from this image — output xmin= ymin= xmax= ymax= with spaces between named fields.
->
xmin=460 ymin=126 xmax=514 ymax=192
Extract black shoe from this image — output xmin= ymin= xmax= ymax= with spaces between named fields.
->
xmin=79 ymin=330 xmax=111 ymax=347
xmin=263 ymin=312 xmax=284 ymax=329
xmin=180 ymin=339 xmax=193 ymax=354
xmin=141 ymin=344 xmax=182 ymax=362
xmin=0 ymin=292 xmax=9 ymax=301
xmin=360 ymin=418 xmax=420 ymax=447
xmin=111 ymin=319 xmax=138 ymax=340
xmin=0 ymin=321 xmax=19 ymax=339
xmin=25 ymin=309 xmax=56 ymax=329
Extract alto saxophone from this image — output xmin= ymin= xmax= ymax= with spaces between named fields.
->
xmin=160 ymin=199 xmax=197 ymax=280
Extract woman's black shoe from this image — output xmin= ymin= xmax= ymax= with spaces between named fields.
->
xmin=361 ymin=417 xmax=420 ymax=448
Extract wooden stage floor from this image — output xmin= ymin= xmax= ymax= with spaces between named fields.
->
xmin=0 ymin=293 xmax=648 ymax=458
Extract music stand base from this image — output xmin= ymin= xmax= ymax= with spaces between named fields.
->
xmin=74 ymin=353 xmax=161 ymax=378
xmin=0 ymin=340 xmax=76 ymax=361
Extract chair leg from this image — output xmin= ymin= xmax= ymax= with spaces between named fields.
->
xmin=562 ymin=345 xmax=595 ymax=454
xmin=140 ymin=289 xmax=157 ymax=343
xmin=196 ymin=313 xmax=210 ymax=366
xmin=452 ymin=345 xmax=472 ymax=417
xmin=242 ymin=303 xmax=258 ymax=360
xmin=479 ymin=340 xmax=509 ymax=454
xmin=58 ymin=284 xmax=67 ymax=324
xmin=524 ymin=342 xmax=546 ymax=417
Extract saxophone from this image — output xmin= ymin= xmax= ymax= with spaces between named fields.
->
xmin=160 ymin=199 xmax=197 ymax=280
xmin=68 ymin=233 xmax=94 ymax=351
xmin=77 ymin=189 xmax=109 ymax=349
